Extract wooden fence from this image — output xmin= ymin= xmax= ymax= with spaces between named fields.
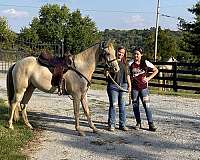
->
xmin=0 ymin=58 xmax=200 ymax=92
xmin=93 ymin=62 xmax=200 ymax=92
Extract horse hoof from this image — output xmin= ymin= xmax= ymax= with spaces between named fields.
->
xmin=8 ymin=125 xmax=14 ymax=130
xmin=93 ymin=128 xmax=99 ymax=133
xmin=78 ymin=131 xmax=86 ymax=136
xmin=26 ymin=124 xmax=33 ymax=130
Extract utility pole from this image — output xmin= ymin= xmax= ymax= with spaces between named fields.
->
xmin=61 ymin=38 xmax=64 ymax=57
xmin=154 ymin=0 xmax=160 ymax=62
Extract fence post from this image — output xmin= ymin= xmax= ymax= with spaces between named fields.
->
xmin=173 ymin=62 xmax=177 ymax=92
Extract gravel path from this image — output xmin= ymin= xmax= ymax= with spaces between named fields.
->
xmin=0 ymin=73 xmax=200 ymax=160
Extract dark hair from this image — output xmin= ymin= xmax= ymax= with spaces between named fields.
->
xmin=132 ymin=47 xmax=143 ymax=54
xmin=117 ymin=46 xmax=129 ymax=77
xmin=117 ymin=46 xmax=127 ymax=64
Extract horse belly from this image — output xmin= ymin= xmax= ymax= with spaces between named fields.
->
xmin=31 ymin=66 xmax=56 ymax=93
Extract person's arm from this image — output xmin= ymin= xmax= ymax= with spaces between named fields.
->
xmin=127 ymin=75 xmax=131 ymax=93
xmin=143 ymin=66 xmax=158 ymax=82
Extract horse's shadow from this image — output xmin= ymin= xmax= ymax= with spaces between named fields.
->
xmin=28 ymin=111 xmax=108 ymax=136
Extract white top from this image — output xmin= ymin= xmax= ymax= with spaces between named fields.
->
xmin=128 ymin=60 xmax=155 ymax=68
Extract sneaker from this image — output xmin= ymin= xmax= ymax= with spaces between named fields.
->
xmin=149 ymin=123 xmax=157 ymax=132
xmin=119 ymin=126 xmax=129 ymax=131
xmin=108 ymin=126 xmax=115 ymax=132
xmin=135 ymin=123 xmax=141 ymax=130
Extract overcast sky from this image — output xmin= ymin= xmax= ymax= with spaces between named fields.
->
xmin=0 ymin=0 xmax=198 ymax=33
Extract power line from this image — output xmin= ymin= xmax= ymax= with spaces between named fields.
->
xmin=0 ymin=3 xmax=187 ymax=19
xmin=160 ymin=14 xmax=179 ymax=20
xmin=160 ymin=4 xmax=194 ymax=8
xmin=0 ymin=4 xmax=154 ymax=14
xmin=0 ymin=4 xmax=39 ymax=9
xmin=78 ymin=9 xmax=154 ymax=14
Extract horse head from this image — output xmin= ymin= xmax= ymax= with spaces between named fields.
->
xmin=99 ymin=40 xmax=120 ymax=72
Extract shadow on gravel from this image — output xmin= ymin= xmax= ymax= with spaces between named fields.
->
xmin=28 ymin=111 xmax=200 ymax=159
xmin=29 ymin=111 xmax=107 ymax=135
xmin=153 ymin=108 xmax=200 ymax=133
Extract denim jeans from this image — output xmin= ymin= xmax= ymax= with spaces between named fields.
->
xmin=131 ymin=88 xmax=153 ymax=125
xmin=107 ymin=83 xmax=127 ymax=128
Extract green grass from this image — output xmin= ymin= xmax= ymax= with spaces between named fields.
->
xmin=91 ymin=83 xmax=200 ymax=99
xmin=91 ymin=82 xmax=106 ymax=90
xmin=149 ymin=87 xmax=200 ymax=99
xmin=0 ymin=99 xmax=34 ymax=160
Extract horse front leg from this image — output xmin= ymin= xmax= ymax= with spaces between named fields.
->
xmin=21 ymin=104 xmax=33 ymax=129
xmin=81 ymin=93 xmax=98 ymax=133
xmin=20 ymin=84 xmax=35 ymax=129
xmin=73 ymin=98 xmax=85 ymax=136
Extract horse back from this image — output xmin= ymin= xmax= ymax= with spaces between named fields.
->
xmin=13 ymin=56 xmax=55 ymax=91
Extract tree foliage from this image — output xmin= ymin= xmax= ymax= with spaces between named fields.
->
xmin=64 ymin=10 xmax=100 ymax=53
xmin=179 ymin=2 xmax=200 ymax=58
xmin=101 ymin=27 xmax=179 ymax=61
xmin=0 ymin=17 xmax=16 ymax=47
xmin=18 ymin=4 xmax=100 ymax=54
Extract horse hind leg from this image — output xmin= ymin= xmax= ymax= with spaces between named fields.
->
xmin=81 ymin=94 xmax=98 ymax=133
xmin=20 ymin=84 xmax=35 ymax=129
xmin=73 ymin=97 xmax=86 ymax=136
xmin=8 ymin=91 xmax=25 ymax=129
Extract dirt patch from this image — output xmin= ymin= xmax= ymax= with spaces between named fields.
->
xmin=0 ymin=73 xmax=200 ymax=160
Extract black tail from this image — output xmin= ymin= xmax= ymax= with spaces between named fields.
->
xmin=7 ymin=64 xmax=15 ymax=106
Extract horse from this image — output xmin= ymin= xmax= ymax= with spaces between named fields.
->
xmin=6 ymin=40 xmax=119 ymax=136
xmin=158 ymin=57 xmax=178 ymax=91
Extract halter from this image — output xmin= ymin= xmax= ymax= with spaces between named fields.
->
xmin=99 ymin=41 xmax=118 ymax=69
xmin=66 ymin=42 xmax=117 ymax=89
xmin=64 ymin=41 xmax=119 ymax=96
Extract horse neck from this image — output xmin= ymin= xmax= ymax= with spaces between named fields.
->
xmin=74 ymin=44 xmax=99 ymax=80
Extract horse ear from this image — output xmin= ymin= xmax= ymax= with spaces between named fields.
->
xmin=105 ymin=39 xmax=113 ymax=47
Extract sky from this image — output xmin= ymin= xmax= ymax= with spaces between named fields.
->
xmin=0 ymin=0 xmax=198 ymax=33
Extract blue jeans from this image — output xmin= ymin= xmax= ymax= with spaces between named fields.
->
xmin=131 ymin=88 xmax=153 ymax=125
xmin=107 ymin=83 xmax=127 ymax=128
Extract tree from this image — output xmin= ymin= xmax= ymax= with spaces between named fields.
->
xmin=64 ymin=10 xmax=100 ymax=53
xmin=144 ymin=27 xmax=177 ymax=61
xmin=179 ymin=2 xmax=200 ymax=58
xmin=0 ymin=16 xmax=16 ymax=47
xmin=18 ymin=4 xmax=100 ymax=54
xmin=18 ymin=17 xmax=40 ymax=43
xmin=37 ymin=4 xmax=70 ymax=43
xmin=158 ymin=28 xmax=177 ymax=61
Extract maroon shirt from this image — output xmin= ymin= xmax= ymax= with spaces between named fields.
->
xmin=129 ymin=60 xmax=154 ymax=91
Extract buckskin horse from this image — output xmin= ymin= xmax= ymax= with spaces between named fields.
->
xmin=6 ymin=40 xmax=119 ymax=136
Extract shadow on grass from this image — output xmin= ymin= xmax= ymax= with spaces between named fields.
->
xmin=0 ymin=99 xmax=34 ymax=160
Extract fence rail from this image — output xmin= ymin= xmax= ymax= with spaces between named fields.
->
xmin=1 ymin=39 xmax=200 ymax=92
xmin=92 ymin=62 xmax=200 ymax=92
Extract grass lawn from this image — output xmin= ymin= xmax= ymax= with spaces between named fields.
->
xmin=0 ymin=99 xmax=34 ymax=160
xmin=91 ymin=83 xmax=200 ymax=99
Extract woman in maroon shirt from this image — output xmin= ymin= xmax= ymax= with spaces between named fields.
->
xmin=129 ymin=47 xmax=158 ymax=131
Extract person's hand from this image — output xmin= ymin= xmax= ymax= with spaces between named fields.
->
xmin=104 ymin=70 xmax=109 ymax=77
xmin=143 ymin=76 xmax=150 ymax=83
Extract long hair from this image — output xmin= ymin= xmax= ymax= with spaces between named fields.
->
xmin=117 ymin=46 xmax=128 ymax=76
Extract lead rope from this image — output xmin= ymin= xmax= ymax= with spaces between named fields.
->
xmin=106 ymin=71 xmax=128 ymax=92
xmin=106 ymin=71 xmax=132 ymax=106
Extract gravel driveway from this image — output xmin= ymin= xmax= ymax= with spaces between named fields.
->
xmin=0 ymin=73 xmax=199 ymax=160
